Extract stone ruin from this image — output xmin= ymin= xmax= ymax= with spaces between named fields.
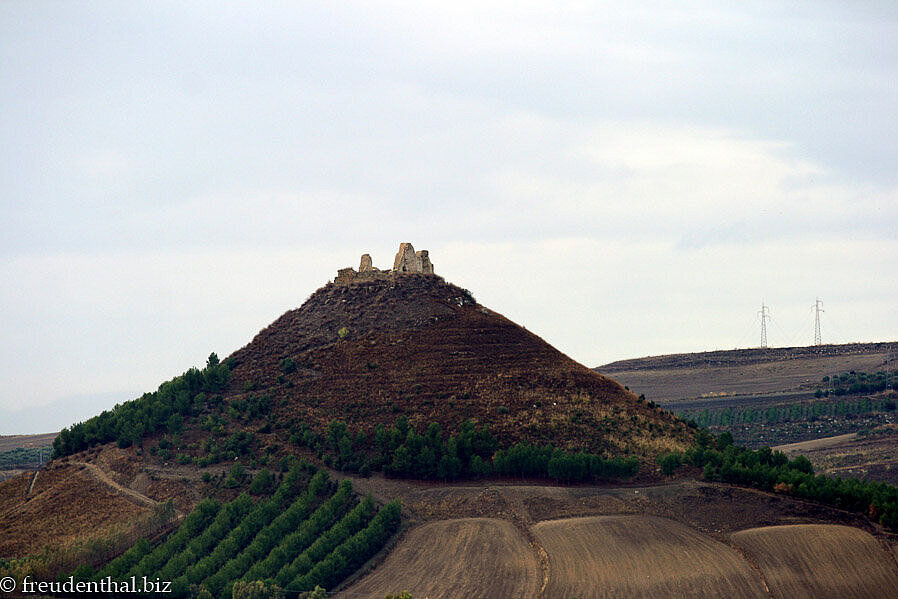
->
xmin=334 ymin=242 xmax=435 ymax=284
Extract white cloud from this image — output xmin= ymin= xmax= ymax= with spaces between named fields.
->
xmin=1 ymin=2 xmax=897 ymax=426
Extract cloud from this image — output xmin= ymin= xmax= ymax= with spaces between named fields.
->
xmin=1 ymin=2 xmax=897 ymax=425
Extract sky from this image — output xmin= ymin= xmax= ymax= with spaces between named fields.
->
xmin=1 ymin=1 xmax=896 ymax=434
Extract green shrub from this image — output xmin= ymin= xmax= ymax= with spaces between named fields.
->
xmin=657 ymin=451 xmax=683 ymax=475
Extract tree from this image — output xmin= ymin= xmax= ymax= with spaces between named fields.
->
xmin=231 ymin=580 xmax=284 ymax=599
xmin=249 ymin=468 xmax=274 ymax=495
xmin=657 ymin=452 xmax=683 ymax=476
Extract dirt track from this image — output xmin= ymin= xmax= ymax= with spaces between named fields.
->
xmin=0 ymin=463 xmax=151 ymax=557
xmin=69 ymin=461 xmax=159 ymax=510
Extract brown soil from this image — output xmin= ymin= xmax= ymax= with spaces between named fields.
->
xmin=0 ymin=461 xmax=150 ymax=557
xmin=732 ymin=524 xmax=898 ymax=599
xmin=0 ymin=433 xmax=57 ymax=453
xmin=336 ymin=518 xmax=541 ymax=599
xmin=342 ymin=473 xmax=876 ymax=541
xmin=534 ymin=515 xmax=767 ymax=599
xmin=599 ymin=342 xmax=897 ymax=402
xmin=0 ymin=444 xmax=201 ymax=557
xmin=338 ymin=474 xmax=898 ymax=599
xmin=226 ymin=275 xmax=691 ymax=458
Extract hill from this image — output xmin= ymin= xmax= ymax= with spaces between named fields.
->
xmin=224 ymin=267 xmax=691 ymax=459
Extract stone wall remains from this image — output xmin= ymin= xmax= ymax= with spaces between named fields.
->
xmin=333 ymin=242 xmax=437 ymax=284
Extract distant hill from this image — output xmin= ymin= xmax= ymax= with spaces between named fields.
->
xmin=597 ymin=342 xmax=898 ymax=404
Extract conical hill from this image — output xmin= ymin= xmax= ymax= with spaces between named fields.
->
xmin=226 ymin=272 xmax=691 ymax=458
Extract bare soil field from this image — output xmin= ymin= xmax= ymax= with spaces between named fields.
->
xmin=344 ymin=475 xmax=874 ymax=541
xmin=336 ymin=518 xmax=541 ymax=599
xmin=599 ymin=342 xmax=896 ymax=402
xmin=731 ymin=524 xmax=898 ymax=599
xmin=0 ymin=432 xmax=56 ymax=453
xmin=774 ymin=433 xmax=858 ymax=453
xmin=337 ymin=475 xmax=898 ymax=598
xmin=534 ymin=515 xmax=767 ymax=599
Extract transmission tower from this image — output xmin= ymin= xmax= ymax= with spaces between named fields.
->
xmin=758 ymin=303 xmax=771 ymax=348
xmin=813 ymin=298 xmax=824 ymax=345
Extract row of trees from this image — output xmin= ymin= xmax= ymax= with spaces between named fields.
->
xmin=290 ymin=500 xmax=402 ymax=592
xmin=53 ymin=353 xmax=230 ymax=457
xmin=681 ymin=397 xmax=895 ymax=429
xmin=273 ymin=495 xmax=376 ymax=587
xmin=301 ymin=417 xmax=640 ymax=483
xmin=664 ymin=429 xmax=898 ymax=531
xmin=76 ymin=462 xmax=403 ymax=598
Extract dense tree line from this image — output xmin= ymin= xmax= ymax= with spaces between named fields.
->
xmin=668 ymin=429 xmax=898 ymax=531
xmin=52 ymin=353 xmax=230 ymax=457
xmin=296 ymin=416 xmax=640 ymax=484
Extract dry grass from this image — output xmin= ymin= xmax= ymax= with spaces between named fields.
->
xmin=0 ymin=462 xmax=150 ymax=557
xmin=335 ymin=518 xmax=541 ymax=599
xmin=533 ymin=515 xmax=768 ymax=599
xmin=731 ymin=524 xmax=898 ymax=599
xmin=0 ymin=433 xmax=56 ymax=453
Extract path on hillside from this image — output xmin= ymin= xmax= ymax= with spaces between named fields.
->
xmin=69 ymin=461 xmax=159 ymax=510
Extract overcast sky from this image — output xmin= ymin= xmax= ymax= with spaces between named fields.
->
xmin=2 ymin=2 xmax=896 ymax=433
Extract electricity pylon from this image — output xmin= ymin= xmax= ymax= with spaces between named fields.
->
xmin=759 ymin=303 xmax=771 ymax=348
xmin=813 ymin=298 xmax=824 ymax=346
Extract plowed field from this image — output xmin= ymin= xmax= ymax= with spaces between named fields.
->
xmin=336 ymin=518 xmax=541 ymax=599
xmin=533 ymin=515 xmax=767 ymax=599
xmin=731 ymin=524 xmax=898 ymax=599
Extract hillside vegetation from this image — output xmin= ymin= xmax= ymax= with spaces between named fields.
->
xmin=76 ymin=462 xmax=400 ymax=598
xmin=52 ymin=275 xmax=692 ymax=472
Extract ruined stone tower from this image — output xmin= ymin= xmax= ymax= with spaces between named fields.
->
xmin=334 ymin=242 xmax=436 ymax=284
xmin=392 ymin=242 xmax=434 ymax=275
